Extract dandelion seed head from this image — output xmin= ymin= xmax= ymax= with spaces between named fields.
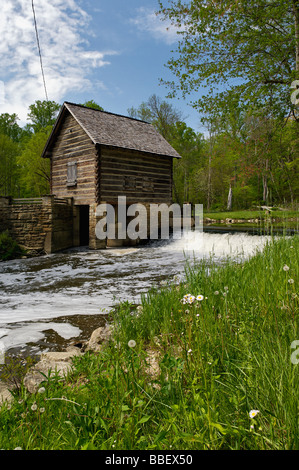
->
xmin=128 ymin=340 xmax=136 ymax=348
xmin=283 ymin=265 xmax=290 ymax=271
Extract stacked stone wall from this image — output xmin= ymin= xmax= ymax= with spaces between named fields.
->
xmin=0 ymin=196 xmax=74 ymax=254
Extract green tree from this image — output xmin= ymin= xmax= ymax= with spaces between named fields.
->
xmin=27 ymin=100 xmax=60 ymax=133
xmin=128 ymin=94 xmax=183 ymax=139
xmin=0 ymin=134 xmax=20 ymax=196
xmin=0 ymin=113 xmax=24 ymax=142
xmin=17 ymin=127 xmax=51 ymax=197
xmin=158 ymin=0 xmax=299 ymax=121
xmin=170 ymin=121 xmax=204 ymax=204
xmin=81 ymin=100 xmax=104 ymax=111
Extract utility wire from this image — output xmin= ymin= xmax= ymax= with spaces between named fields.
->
xmin=31 ymin=0 xmax=49 ymax=102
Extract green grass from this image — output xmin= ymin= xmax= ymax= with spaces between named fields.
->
xmin=203 ymin=209 xmax=298 ymax=221
xmin=0 ymin=235 xmax=298 ymax=450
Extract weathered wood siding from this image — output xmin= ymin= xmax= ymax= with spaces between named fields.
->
xmin=50 ymin=112 xmax=97 ymax=205
xmin=99 ymin=147 xmax=173 ymax=204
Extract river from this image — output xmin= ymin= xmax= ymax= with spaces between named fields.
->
xmin=0 ymin=231 xmax=270 ymax=357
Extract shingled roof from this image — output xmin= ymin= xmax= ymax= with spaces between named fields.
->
xmin=42 ymin=102 xmax=181 ymax=159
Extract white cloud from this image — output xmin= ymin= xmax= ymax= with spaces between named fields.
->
xmin=0 ymin=0 xmax=118 ymax=124
xmin=130 ymin=7 xmax=182 ymax=45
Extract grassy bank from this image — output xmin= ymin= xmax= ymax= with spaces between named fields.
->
xmin=203 ymin=209 xmax=298 ymax=231
xmin=0 ymin=235 xmax=298 ymax=450
xmin=204 ymin=209 xmax=298 ymax=220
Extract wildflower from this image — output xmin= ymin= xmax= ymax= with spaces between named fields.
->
xmin=38 ymin=386 xmax=46 ymax=394
xmin=283 ymin=265 xmax=290 ymax=271
xmin=31 ymin=403 xmax=37 ymax=411
xmin=185 ymin=309 xmax=190 ymax=314
xmin=182 ymin=294 xmax=196 ymax=304
xmin=224 ymin=286 xmax=229 ymax=291
xmin=39 ymin=407 xmax=45 ymax=414
xmin=136 ymin=305 xmax=143 ymax=313
xmin=288 ymin=279 xmax=294 ymax=284
xmin=196 ymin=295 xmax=204 ymax=301
xmin=249 ymin=410 xmax=260 ymax=419
xmin=214 ymin=291 xmax=219 ymax=295
xmin=128 ymin=340 xmax=136 ymax=348
xmin=187 ymin=349 xmax=192 ymax=354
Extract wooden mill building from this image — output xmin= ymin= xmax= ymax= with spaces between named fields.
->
xmin=41 ymin=102 xmax=181 ymax=249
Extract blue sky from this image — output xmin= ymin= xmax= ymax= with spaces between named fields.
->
xmin=0 ymin=0 xmax=203 ymax=132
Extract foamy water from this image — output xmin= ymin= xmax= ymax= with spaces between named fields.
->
xmin=0 ymin=231 xmax=270 ymax=353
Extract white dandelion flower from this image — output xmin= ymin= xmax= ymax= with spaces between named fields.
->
xmin=249 ymin=409 xmax=260 ymax=419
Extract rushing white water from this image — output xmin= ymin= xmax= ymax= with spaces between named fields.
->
xmin=0 ymin=231 xmax=270 ymax=354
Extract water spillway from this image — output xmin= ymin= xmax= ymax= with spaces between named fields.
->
xmin=0 ymin=231 xmax=270 ymax=355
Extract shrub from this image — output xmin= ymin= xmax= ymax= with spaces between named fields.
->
xmin=0 ymin=231 xmax=26 ymax=261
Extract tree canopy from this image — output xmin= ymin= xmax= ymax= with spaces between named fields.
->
xmin=158 ymin=0 xmax=299 ymax=121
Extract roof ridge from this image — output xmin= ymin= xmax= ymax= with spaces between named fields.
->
xmin=64 ymin=101 xmax=151 ymax=125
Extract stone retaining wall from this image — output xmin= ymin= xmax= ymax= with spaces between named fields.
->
xmin=0 ymin=196 xmax=74 ymax=254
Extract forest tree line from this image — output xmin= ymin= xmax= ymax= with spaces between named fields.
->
xmin=0 ymin=95 xmax=298 ymax=211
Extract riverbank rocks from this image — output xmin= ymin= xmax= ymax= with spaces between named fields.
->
xmin=0 ymin=382 xmax=14 ymax=405
xmin=23 ymin=348 xmax=82 ymax=394
xmin=85 ymin=324 xmax=114 ymax=352
xmin=0 ymin=323 xmax=114 ymax=401
xmin=22 ymin=325 xmax=114 ymax=393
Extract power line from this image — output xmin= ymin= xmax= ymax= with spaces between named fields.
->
xmin=31 ymin=0 xmax=49 ymax=102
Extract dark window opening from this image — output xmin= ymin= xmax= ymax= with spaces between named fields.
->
xmin=79 ymin=205 xmax=89 ymax=246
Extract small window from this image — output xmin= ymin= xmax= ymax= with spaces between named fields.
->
xmin=67 ymin=162 xmax=77 ymax=187
xmin=143 ymin=176 xmax=154 ymax=191
xmin=124 ymin=176 xmax=136 ymax=190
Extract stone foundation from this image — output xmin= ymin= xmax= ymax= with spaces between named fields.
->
xmin=0 ymin=196 xmax=74 ymax=254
